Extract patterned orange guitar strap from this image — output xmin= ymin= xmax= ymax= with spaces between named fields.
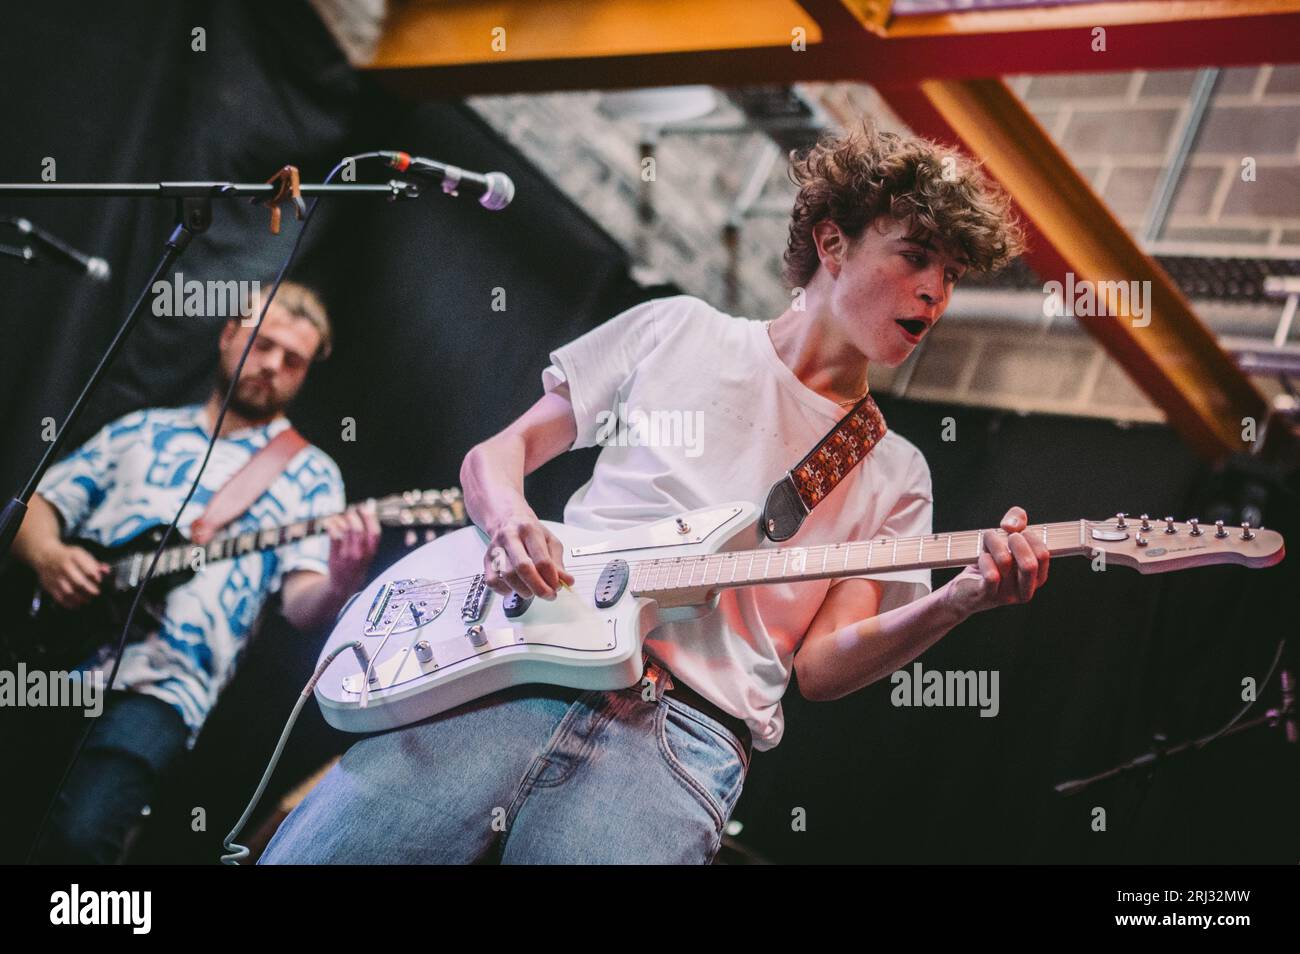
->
xmin=760 ymin=393 xmax=888 ymax=542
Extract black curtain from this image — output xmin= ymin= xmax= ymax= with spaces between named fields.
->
xmin=1 ymin=2 xmax=1295 ymax=864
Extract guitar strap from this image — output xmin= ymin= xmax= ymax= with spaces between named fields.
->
xmin=189 ymin=426 xmax=310 ymax=546
xmin=760 ymin=393 xmax=888 ymax=542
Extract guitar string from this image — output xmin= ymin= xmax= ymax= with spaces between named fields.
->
xmin=378 ymin=516 xmax=1260 ymax=630
xmin=372 ymin=522 xmax=1108 ymax=599
xmin=148 ymin=517 xmax=1211 ymax=591
xmin=128 ymin=502 xmax=457 ymax=577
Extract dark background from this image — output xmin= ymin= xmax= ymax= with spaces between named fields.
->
xmin=0 ymin=2 xmax=1295 ymax=864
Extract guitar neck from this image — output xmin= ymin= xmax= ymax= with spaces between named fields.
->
xmin=629 ymin=521 xmax=1089 ymax=595
xmin=110 ymin=513 xmax=342 ymax=589
xmin=94 ymin=487 xmax=464 ymax=594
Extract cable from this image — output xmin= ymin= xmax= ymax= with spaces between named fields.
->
xmin=27 ymin=152 xmax=388 ymax=862
xmin=1196 ymin=636 xmax=1287 ymax=749
xmin=221 ymin=641 xmax=363 ymax=864
xmin=359 ymin=601 xmax=413 ymax=709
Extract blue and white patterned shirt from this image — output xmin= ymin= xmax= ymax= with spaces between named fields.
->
xmin=36 ymin=404 xmax=345 ymax=738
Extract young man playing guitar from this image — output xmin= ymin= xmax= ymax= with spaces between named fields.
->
xmin=8 ymin=282 xmax=381 ymax=863
xmin=262 ymin=122 xmax=1051 ymax=865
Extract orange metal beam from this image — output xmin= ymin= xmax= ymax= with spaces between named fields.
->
xmin=371 ymin=0 xmax=819 ymax=69
xmin=365 ymin=1 xmax=1300 ymax=95
xmin=361 ymin=2 xmax=1295 ymax=463
xmin=875 ymin=79 xmax=1273 ymax=461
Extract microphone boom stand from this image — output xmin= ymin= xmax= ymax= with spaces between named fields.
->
xmin=0 ymin=178 xmax=417 ymax=560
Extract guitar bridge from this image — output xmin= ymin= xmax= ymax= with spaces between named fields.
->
xmin=363 ymin=579 xmax=449 ymax=636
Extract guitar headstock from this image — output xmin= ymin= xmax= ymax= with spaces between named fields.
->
xmin=374 ymin=488 xmax=467 ymax=532
xmin=1083 ymin=513 xmax=1284 ymax=574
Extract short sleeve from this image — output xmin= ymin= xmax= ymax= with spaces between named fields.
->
xmin=35 ymin=414 xmax=134 ymax=532
xmin=276 ymin=451 xmax=346 ymax=582
xmin=832 ymin=448 xmax=934 ymax=614
xmin=541 ymin=296 xmax=686 ymax=450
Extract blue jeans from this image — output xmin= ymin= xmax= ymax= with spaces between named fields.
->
xmin=32 ymin=690 xmax=188 ymax=864
xmin=260 ymin=680 xmax=751 ymax=864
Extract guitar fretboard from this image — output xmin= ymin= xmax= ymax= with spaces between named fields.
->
xmin=115 ymin=515 xmax=339 ymax=588
xmin=107 ymin=489 xmax=466 ymax=591
xmin=629 ymin=521 xmax=1088 ymax=594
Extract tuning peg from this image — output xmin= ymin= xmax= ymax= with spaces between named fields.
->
xmin=1163 ymin=516 xmax=1176 ymax=533
xmin=404 ymin=529 xmax=417 ymax=548
xmin=1136 ymin=533 xmax=1148 ymax=547
xmin=1215 ymin=519 xmax=1228 ymax=539
xmin=1188 ymin=518 xmax=1201 ymax=536
xmin=1139 ymin=514 xmax=1151 ymax=531
xmin=1115 ymin=512 xmax=1127 ymax=529
xmin=1241 ymin=522 xmax=1255 ymax=541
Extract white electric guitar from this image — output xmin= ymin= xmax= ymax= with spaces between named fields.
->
xmin=314 ymin=504 xmax=1285 ymax=732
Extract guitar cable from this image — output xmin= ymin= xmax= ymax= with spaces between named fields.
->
xmin=221 ymin=639 xmax=364 ymax=864
xmin=223 ymin=598 xmax=436 ymax=862
xmin=26 ymin=152 xmax=391 ymax=863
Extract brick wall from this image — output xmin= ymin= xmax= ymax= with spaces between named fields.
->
xmin=470 ymin=65 xmax=1300 ymax=322
xmin=468 ymin=68 xmax=1298 ymax=423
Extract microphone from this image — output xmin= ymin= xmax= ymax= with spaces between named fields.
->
xmin=11 ymin=217 xmax=111 ymax=280
xmin=380 ymin=151 xmax=515 ymax=211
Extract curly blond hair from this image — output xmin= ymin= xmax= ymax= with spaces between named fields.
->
xmin=783 ymin=120 xmax=1025 ymax=288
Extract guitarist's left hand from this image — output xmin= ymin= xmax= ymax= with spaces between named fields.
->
xmin=323 ymin=500 xmax=382 ymax=596
xmin=943 ymin=506 xmax=1050 ymax=619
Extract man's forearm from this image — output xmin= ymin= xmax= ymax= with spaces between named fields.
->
xmin=281 ymin=574 xmax=356 ymax=633
xmin=12 ymin=493 xmax=64 ymax=567
xmin=801 ymin=583 xmax=969 ymax=701
xmin=460 ymin=436 xmax=532 ymax=534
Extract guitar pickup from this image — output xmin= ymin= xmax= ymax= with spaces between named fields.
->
xmin=502 ymin=591 xmax=532 ymax=619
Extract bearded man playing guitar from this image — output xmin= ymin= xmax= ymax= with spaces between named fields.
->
xmin=262 ymin=123 xmax=1051 ymax=865
xmin=7 ymin=281 xmax=381 ymax=863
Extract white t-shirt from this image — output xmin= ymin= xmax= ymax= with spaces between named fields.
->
xmin=543 ymin=295 xmax=933 ymax=750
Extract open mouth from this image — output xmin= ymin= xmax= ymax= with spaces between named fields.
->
xmin=895 ymin=318 xmax=928 ymax=339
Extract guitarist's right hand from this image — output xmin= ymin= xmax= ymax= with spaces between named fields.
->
xmin=483 ymin=510 xmax=575 ymax=601
xmin=33 ymin=543 xmax=110 ymax=610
